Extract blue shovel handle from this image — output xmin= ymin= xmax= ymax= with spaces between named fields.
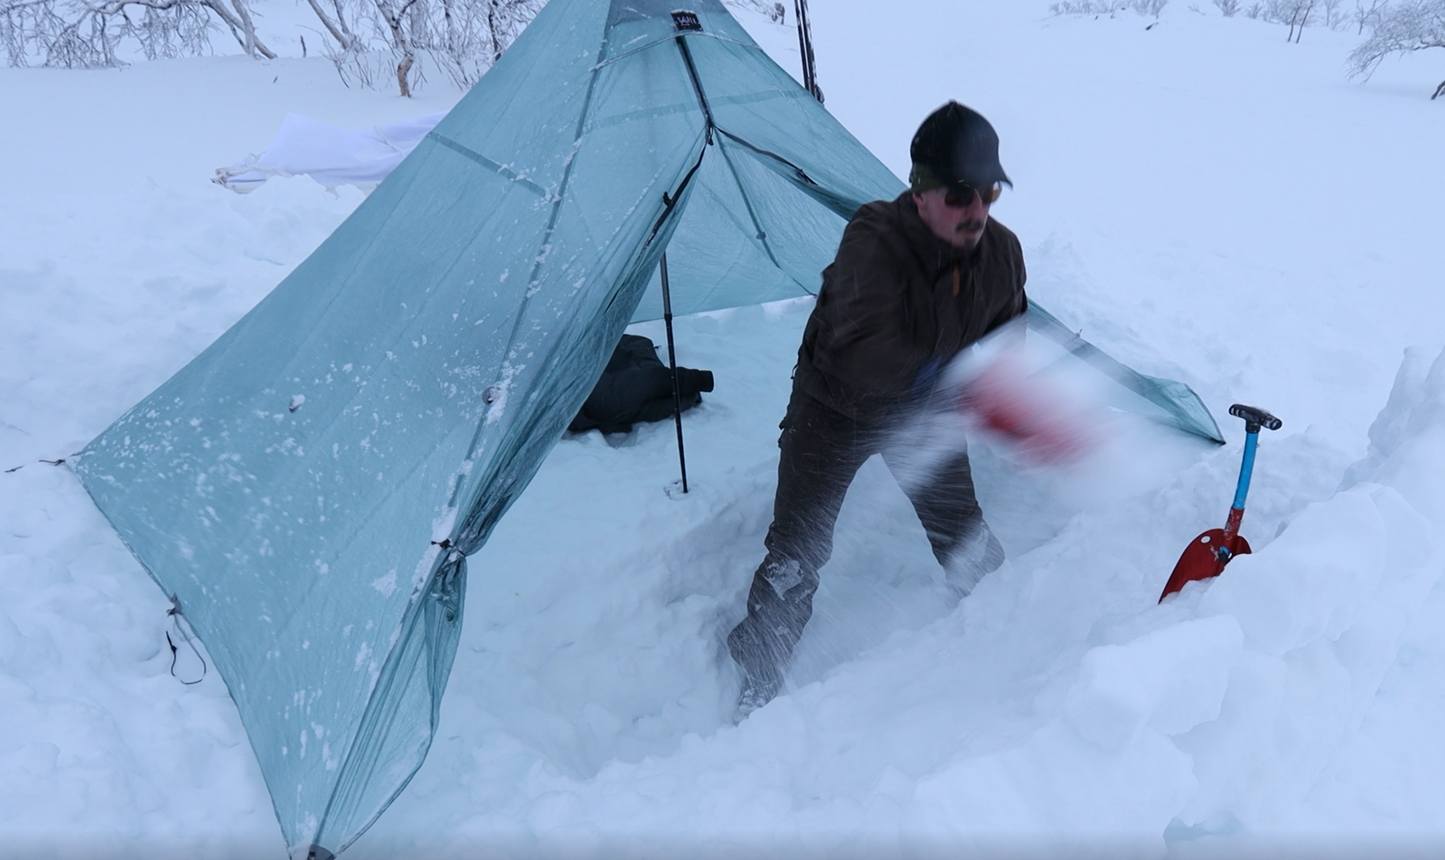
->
xmin=1223 ymin=404 xmax=1282 ymax=537
xmin=1232 ymin=430 xmax=1260 ymax=511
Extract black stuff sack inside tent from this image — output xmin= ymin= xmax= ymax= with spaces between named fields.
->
xmin=570 ymin=334 xmax=715 ymax=434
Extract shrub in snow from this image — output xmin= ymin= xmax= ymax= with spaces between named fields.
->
xmin=0 ymin=0 xmax=546 ymax=95
xmin=279 ymin=0 xmax=547 ymax=97
xmin=727 ymin=0 xmax=786 ymax=23
xmin=0 ymin=0 xmax=274 ymax=68
xmin=1050 ymin=0 xmax=1171 ymax=17
xmin=1352 ymin=0 xmax=1389 ymax=34
xmin=1324 ymin=0 xmax=1347 ymax=28
xmin=1348 ymin=0 xmax=1445 ymax=98
xmin=318 ymin=0 xmax=782 ymax=95
xmin=1264 ymin=0 xmax=1351 ymax=38
xmin=2 ymin=0 xmax=796 ymax=93
xmin=1265 ymin=0 xmax=1322 ymax=42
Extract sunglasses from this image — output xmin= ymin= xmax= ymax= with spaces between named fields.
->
xmin=943 ymin=182 xmax=1003 ymax=208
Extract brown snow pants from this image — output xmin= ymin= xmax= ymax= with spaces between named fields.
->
xmin=726 ymin=387 xmax=1004 ymax=686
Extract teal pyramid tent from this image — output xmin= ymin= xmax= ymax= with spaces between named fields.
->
xmin=73 ymin=0 xmax=1222 ymax=856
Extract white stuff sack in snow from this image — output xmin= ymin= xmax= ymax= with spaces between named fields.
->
xmin=213 ymin=111 xmax=446 ymax=192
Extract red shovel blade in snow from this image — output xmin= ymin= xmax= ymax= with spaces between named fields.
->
xmin=1158 ymin=404 xmax=1280 ymax=603
xmin=1158 ymin=528 xmax=1251 ymax=601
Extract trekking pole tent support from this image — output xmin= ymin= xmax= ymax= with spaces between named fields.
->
xmin=794 ymin=0 xmax=822 ymax=103
xmin=659 ymin=252 xmax=690 ymax=493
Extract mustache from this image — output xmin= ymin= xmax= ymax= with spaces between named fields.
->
xmin=956 ymin=220 xmax=987 ymax=233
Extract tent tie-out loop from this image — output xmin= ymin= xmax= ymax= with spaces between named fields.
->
xmin=427 ymin=545 xmax=467 ymax=622
xmin=165 ymin=594 xmax=207 ymax=686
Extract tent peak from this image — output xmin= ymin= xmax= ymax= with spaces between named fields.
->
xmin=606 ymin=0 xmax=727 ymax=28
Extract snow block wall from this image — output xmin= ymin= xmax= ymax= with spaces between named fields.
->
xmin=869 ymin=346 xmax=1445 ymax=858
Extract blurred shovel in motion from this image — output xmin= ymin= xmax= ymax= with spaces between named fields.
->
xmin=945 ymin=325 xmax=1100 ymax=467
xmin=1159 ymin=404 xmax=1282 ymax=602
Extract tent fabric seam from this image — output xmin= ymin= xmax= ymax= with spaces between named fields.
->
xmin=426 ymin=133 xmax=549 ymax=198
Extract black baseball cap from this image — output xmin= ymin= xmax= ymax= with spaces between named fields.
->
xmin=908 ymin=101 xmax=1011 ymax=192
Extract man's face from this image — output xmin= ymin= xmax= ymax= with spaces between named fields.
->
xmin=912 ymin=186 xmax=991 ymax=251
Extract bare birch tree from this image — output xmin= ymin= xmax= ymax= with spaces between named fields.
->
xmin=1 ymin=0 xmax=273 ymax=67
xmin=1353 ymin=0 xmax=1389 ymax=33
xmin=1322 ymin=0 xmax=1345 ymax=27
xmin=306 ymin=0 xmax=542 ymax=97
xmin=1267 ymin=0 xmax=1319 ymax=41
xmin=2 ymin=0 xmax=794 ymax=96
xmin=1348 ymin=0 xmax=1445 ymax=97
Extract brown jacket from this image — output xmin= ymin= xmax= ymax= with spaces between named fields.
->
xmin=793 ymin=192 xmax=1028 ymax=419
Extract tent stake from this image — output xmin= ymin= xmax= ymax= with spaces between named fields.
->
xmin=658 ymin=253 xmax=689 ymax=494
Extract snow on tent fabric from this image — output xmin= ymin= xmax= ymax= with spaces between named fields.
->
xmin=70 ymin=0 xmax=1222 ymax=856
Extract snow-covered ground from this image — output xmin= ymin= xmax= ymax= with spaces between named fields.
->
xmin=3 ymin=1 xmax=1445 ymax=857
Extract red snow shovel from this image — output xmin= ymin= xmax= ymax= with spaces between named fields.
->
xmin=1159 ymin=404 xmax=1282 ymax=602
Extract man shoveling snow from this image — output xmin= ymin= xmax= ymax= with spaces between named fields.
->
xmin=726 ymin=102 xmax=1088 ymax=718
